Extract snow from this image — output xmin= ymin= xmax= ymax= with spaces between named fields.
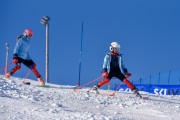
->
xmin=0 ymin=75 xmax=180 ymax=120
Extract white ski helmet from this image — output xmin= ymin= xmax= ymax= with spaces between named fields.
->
xmin=109 ymin=42 xmax=120 ymax=51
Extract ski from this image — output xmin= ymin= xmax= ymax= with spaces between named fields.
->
xmin=75 ymin=88 xmax=116 ymax=97
xmin=141 ymin=96 xmax=149 ymax=100
xmin=86 ymin=90 xmax=121 ymax=97
xmin=127 ymin=93 xmax=149 ymax=100
xmin=74 ymin=88 xmax=149 ymax=99
xmin=129 ymin=95 xmax=149 ymax=100
xmin=87 ymin=88 xmax=100 ymax=94
xmin=73 ymin=88 xmax=81 ymax=92
xmin=22 ymin=81 xmax=31 ymax=85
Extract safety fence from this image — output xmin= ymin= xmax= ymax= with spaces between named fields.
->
xmin=132 ymin=70 xmax=180 ymax=85
xmin=114 ymin=84 xmax=180 ymax=95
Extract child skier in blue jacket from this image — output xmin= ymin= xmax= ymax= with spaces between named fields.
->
xmin=5 ymin=29 xmax=45 ymax=87
xmin=89 ymin=42 xmax=141 ymax=97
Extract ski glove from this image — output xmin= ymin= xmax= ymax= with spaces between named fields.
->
xmin=124 ymin=68 xmax=128 ymax=74
xmin=102 ymin=72 xmax=109 ymax=78
xmin=125 ymin=73 xmax=131 ymax=78
xmin=12 ymin=54 xmax=18 ymax=63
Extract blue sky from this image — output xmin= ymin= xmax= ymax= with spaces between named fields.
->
xmin=0 ymin=0 xmax=180 ymax=87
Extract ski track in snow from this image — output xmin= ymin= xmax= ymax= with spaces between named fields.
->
xmin=0 ymin=75 xmax=180 ymax=120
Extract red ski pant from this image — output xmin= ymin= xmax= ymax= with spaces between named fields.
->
xmin=97 ymin=78 xmax=135 ymax=90
xmin=97 ymin=71 xmax=135 ymax=90
xmin=10 ymin=58 xmax=41 ymax=78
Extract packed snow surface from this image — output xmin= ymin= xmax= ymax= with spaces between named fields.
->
xmin=0 ymin=75 xmax=180 ymax=120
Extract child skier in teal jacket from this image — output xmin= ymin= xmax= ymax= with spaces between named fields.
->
xmin=89 ymin=42 xmax=141 ymax=97
xmin=5 ymin=29 xmax=45 ymax=87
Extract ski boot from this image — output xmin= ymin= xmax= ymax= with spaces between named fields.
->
xmin=5 ymin=72 xmax=11 ymax=78
xmin=132 ymin=88 xmax=142 ymax=98
xmin=87 ymin=85 xmax=100 ymax=94
xmin=38 ymin=77 xmax=45 ymax=87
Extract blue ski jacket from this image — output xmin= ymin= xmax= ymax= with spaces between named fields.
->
xmin=13 ymin=36 xmax=31 ymax=60
xmin=103 ymin=53 xmax=126 ymax=75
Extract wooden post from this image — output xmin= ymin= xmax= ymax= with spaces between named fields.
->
xmin=40 ymin=16 xmax=50 ymax=83
xmin=46 ymin=23 xmax=49 ymax=83
xmin=5 ymin=42 xmax=9 ymax=74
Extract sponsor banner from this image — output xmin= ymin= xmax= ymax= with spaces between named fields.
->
xmin=114 ymin=84 xmax=180 ymax=95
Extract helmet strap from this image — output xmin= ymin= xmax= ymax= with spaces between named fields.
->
xmin=110 ymin=45 xmax=114 ymax=51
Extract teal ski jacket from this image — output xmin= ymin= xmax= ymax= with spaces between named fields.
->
xmin=13 ymin=36 xmax=31 ymax=60
xmin=102 ymin=53 xmax=127 ymax=75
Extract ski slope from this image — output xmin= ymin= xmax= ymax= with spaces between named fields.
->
xmin=0 ymin=75 xmax=180 ymax=120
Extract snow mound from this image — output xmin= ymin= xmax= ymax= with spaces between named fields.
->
xmin=0 ymin=75 xmax=180 ymax=120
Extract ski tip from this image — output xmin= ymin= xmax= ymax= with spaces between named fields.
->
xmin=142 ymin=96 xmax=149 ymax=100
xmin=109 ymin=93 xmax=115 ymax=96
xmin=23 ymin=81 xmax=31 ymax=85
xmin=100 ymin=93 xmax=115 ymax=97
xmin=73 ymin=89 xmax=79 ymax=92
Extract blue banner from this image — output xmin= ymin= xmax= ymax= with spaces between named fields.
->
xmin=114 ymin=84 xmax=180 ymax=95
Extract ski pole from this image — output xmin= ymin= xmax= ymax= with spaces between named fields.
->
xmin=110 ymin=82 xmax=122 ymax=96
xmin=74 ymin=76 xmax=102 ymax=92
xmin=23 ymin=69 xmax=31 ymax=83
xmin=0 ymin=62 xmax=13 ymax=73
xmin=101 ymin=82 xmax=123 ymax=96
xmin=107 ymin=75 xmax=131 ymax=96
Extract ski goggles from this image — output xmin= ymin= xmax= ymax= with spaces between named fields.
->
xmin=24 ymin=32 xmax=33 ymax=38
